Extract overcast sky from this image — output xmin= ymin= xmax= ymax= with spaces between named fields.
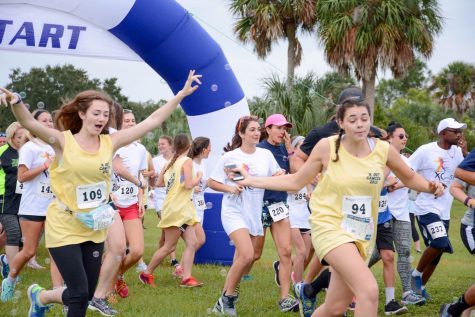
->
xmin=0 ymin=0 xmax=474 ymax=103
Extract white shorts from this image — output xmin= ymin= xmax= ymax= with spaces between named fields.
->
xmin=288 ymin=202 xmax=311 ymax=230
xmin=196 ymin=209 xmax=204 ymax=224
xmin=221 ymin=207 xmax=263 ymax=237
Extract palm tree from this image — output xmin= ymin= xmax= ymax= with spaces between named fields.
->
xmin=229 ymin=0 xmax=317 ymax=88
xmin=248 ymin=72 xmax=355 ymax=135
xmin=315 ymin=0 xmax=443 ymax=119
xmin=430 ymin=61 xmax=475 ymax=114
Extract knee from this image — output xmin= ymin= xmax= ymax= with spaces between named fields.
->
xmin=240 ymin=252 xmax=254 ymax=266
xmin=381 ymin=251 xmax=394 ymax=264
xmin=358 ymin=281 xmax=379 ymax=304
xmin=127 ymin=248 xmax=143 ymax=261
xmin=196 ymin=236 xmax=205 ymax=249
xmin=279 ymin=246 xmax=292 ymax=263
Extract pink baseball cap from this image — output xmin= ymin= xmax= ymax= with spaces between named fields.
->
xmin=265 ymin=114 xmax=293 ymax=128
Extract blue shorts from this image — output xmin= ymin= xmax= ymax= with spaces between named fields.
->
xmin=417 ymin=213 xmax=453 ymax=253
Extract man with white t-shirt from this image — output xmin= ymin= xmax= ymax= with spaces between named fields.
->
xmin=409 ymin=118 xmax=467 ymax=299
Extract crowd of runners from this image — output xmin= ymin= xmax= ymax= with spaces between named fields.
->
xmin=0 ymin=75 xmax=473 ymax=317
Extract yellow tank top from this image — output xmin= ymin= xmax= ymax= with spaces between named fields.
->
xmin=159 ymin=156 xmax=198 ymax=228
xmin=309 ymin=135 xmax=389 ymax=261
xmin=45 ymin=131 xmax=113 ymax=248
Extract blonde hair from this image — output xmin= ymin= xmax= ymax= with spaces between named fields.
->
xmin=5 ymin=121 xmax=24 ymax=147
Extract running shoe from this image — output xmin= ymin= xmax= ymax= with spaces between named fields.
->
xmin=62 ymin=305 xmax=68 ymax=316
xmin=241 ymin=274 xmax=252 ymax=281
xmin=88 ymin=297 xmax=118 ymax=316
xmin=273 ymin=260 xmax=280 ymax=287
xmin=439 ymin=303 xmax=453 ymax=317
xmin=139 ymin=272 xmax=156 ymax=287
xmin=115 ymin=277 xmax=129 ymax=298
xmin=1 ymin=277 xmax=16 ymax=302
xmin=294 ymin=282 xmax=316 ymax=317
xmin=0 ymin=254 xmax=9 ymax=278
xmin=401 ymin=290 xmax=425 ymax=306
xmin=173 ymin=264 xmax=184 ymax=278
xmin=180 ymin=276 xmax=203 ymax=288
xmin=411 ymin=271 xmax=423 ymax=295
xmin=27 ymin=258 xmax=45 ymax=270
xmin=27 ymin=284 xmax=51 ymax=317
xmin=421 ymin=288 xmax=432 ymax=301
xmin=279 ymin=296 xmax=299 ymax=312
xmin=213 ymin=293 xmax=238 ymax=317
xmin=384 ymin=299 xmax=408 ymax=315
xmin=135 ymin=261 xmax=147 ymax=273
xmin=170 ymin=259 xmax=179 ymax=267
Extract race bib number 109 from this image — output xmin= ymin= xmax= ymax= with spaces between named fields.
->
xmin=76 ymin=181 xmax=107 ymax=209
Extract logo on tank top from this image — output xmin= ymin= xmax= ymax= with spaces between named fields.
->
xmin=99 ymin=162 xmax=111 ymax=175
xmin=166 ymin=172 xmax=176 ymax=193
xmin=366 ymin=172 xmax=381 ymax=184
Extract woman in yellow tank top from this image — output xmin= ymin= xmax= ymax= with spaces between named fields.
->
xmin=0 ymin=70 xmax=201 ymax=317
xmin=140 ymin=133 xmax=204 ymax=288
xmin=235 ymin=100 xmax=445 ymax=317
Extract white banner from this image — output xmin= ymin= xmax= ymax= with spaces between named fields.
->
xmin=0 ymin=4 xmax=141 ymax=61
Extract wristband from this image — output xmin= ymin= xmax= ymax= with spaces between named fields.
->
xmin=287 ymin=151 xmax=294 ymax=156
xmin=12 ymin=93 xmax=22 ymax=105
xmin=464 ymin=196 xmax=472 ymax=207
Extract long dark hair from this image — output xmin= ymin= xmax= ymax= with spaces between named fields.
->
xmin=188 ymin=136 xmax=210 ymax=159
xmin=224 ymin=115 xmax=259 ymax=152
xmin=385 ymin=121 xmax=403 ymax=138
xmin=333 ymin=100 xmax=371 ymax=162
xmin=55 ymin=90 xmax=113 ymax=134
xmin=163 ymin=133 xmax=191 ymax=174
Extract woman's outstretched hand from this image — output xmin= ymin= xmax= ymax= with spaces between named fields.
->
xmin=180 ymin=70 xmax=202 ymax=97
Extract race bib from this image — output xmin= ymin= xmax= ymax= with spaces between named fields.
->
xmin=426 ymin=221 xmax=447 ymax=240
xmin=268 ymin=201 xmax=290 ymax=222
xmin=76 ymin=181 xmax=107 ymax=209
xmin=289 ymin=189 xmax=307 ymax=205
xmin=115 ymin=182 xmax=137 ymax=201
xmin=193 ymin=193 xmax=206 ymax=211
xmin=341 ymin=196 xmax=374 ymax=241
xmin=378 ymin=196 xmax=388 ymax=213
xmin=15 ymin=181 xmax=23 ymax=194
xmin=36 ymin=181 xmax=53 ymax=199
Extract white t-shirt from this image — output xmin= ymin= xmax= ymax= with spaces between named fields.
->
xmin=210 ymin=147 xmax=281 ymax=236
xmin=409 ymin=142 xmax=464 ymax=220
xmin=287 ymin=187 xmax=311 ymax=230
xmin=18 ymin=140 xmax=55 ymax=216
xmin=152 ymin=155 xmax=169 ymax=211
xmin=387 ymin=154 xmax=411 ymax=222
xmin=112 ymin=142 xmax=147 ymax=208
xmin=192 ymin=160 xmax=208 ymax=223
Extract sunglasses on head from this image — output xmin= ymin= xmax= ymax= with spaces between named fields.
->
xmin=123 ymin=109 xmax=133 ymax=113
xmin=237 ymin=115 xmax=259 ymax=131
xmin=398 ymin=133 xmax=409 ymax=140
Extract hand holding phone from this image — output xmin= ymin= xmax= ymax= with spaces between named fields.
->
xmin=224 ymin=163 xmax=244 ymax=181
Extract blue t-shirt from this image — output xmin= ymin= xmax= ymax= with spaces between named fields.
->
xmin=458 ymin=147 xmax=475 ymax=171
xmin=257 ymin=140 xmax=289 ymax=203
xmin=378 ymin=187 xmax=393 ymax=224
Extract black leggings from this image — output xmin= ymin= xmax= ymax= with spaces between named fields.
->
xmin=410 ymin=212 xmax=420 ymax=242
xmin=49 ymin=241 xmax=104 ymax=317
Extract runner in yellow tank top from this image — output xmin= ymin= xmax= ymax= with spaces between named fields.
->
xmin=235 ymin=99 xmax=445 ymax=317
xmin=0 ymin=70 xmax=201 ymax=316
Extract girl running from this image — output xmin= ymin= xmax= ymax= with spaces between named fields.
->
xmin=232 ymin=99 xmax=444 ymax=317
xmin=1 ymin=110 xmax=62 ymax=302
xmin=208 ymin=115 xmax=282 ymax=316
xmin=0 ymin=70 xmax=201 ymax=317
xmin=139 ymin=133 xmax=203 ymax=288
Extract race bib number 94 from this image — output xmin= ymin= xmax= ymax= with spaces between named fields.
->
xmin=341 ymin=196 xmax=373 ymax=241
xmin=76 ymin=181 xmax=107 ymax=209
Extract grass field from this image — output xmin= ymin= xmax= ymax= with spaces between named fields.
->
xmin=0 ymin=201 xmax=473 ymax=317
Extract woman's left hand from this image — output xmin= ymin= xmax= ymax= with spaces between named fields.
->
xmin=180 ymin=70 xmax=202 ymax=97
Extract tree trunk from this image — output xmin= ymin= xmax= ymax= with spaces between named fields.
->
xmin=362 ymin=72 xmax=376 ymax=122
xmin=286 ymin=23 xmax=297 ymax=90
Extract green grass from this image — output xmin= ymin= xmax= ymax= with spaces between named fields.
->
xmin=1 ymin=202 xmax=473 ymax=316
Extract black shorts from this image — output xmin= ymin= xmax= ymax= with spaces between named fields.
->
xmin=376 ymin=220 xmax=395 ymax=251
xmin=460 ymin=223 xmax=475 ymax=255
xmin=19 ymin=215 xmax=46 ymax=222
xmin=417 ymin=213 xmax=453 ymax=253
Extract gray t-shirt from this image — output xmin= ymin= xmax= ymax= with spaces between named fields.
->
xmin=454 ymin=178 xmax=475 ymax=226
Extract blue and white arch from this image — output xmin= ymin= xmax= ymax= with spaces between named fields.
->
xmin=0 ymin=0 xmax=250 ymax=167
